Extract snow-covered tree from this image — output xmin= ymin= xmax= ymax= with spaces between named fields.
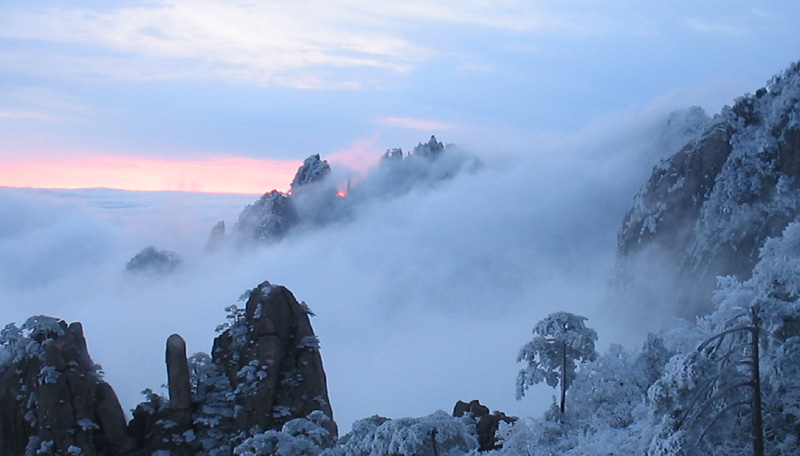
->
xmin=233 ymin=411 xmax=332 ymax=456
xmin=188 ymin=352 xmax=236 ymax=455
xmin=322 ymin=411 xmax=478 ymax=456
xmin=516 ymin=312 xmax=598 ymax=414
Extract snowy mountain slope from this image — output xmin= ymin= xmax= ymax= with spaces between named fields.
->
xmin=617 ymin=60 xmax=800 ymax=315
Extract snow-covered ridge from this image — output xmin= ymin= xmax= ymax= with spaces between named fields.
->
xmin=617 ymin=59 xmax=800 ymax=315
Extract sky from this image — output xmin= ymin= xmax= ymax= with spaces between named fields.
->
xmin=2 ymin=0 xmax=800 ymax=436
xmin=1 ymin=0 xmax=800 ymax=193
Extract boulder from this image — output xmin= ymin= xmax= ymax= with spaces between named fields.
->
xmin=453 ymin=400 xmax=517 ymax=451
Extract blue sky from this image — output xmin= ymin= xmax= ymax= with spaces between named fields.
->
xmin=1 ymin=0 xmax=800 ymax=190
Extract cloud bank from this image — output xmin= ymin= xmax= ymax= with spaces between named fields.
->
xmin=0 ymin=100 xmax=700 ymax=431
xmin=0 ymin=156 xmax=299 ymax=193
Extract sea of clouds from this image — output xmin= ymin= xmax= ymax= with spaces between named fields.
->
xmin=0 ymin=101 xmax=706 ymax=432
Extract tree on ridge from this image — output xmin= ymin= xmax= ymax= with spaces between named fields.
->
xmin=516 ymin=311 xmax=598 ymax=414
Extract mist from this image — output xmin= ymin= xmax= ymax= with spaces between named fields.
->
xmin=0 ymin=102 xmax=703 ymax=432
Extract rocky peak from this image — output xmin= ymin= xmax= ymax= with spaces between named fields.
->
xmin=617 ymin=59 xmax=800 ymax=315
xmin=213 ymin=136 xmax=481 ymax=248
xmin=232 ymin=190 xmax=299 ymax=244
xmin=1 ymin=280 xmax=337 ymax=455
xmin=657 ymin=106 xmax=711 ymax=157
xmin=212 ymin=281 xmax=337 ymax=440
xmin=0 ymin=316 xmax=133 ymax=456
xmin=290 ymin=154 xmax=331 ymax=193
xmin=381 ymin=147 xmax=404 ymax=163
xmin=411 ymin=135 xmax=445 ymax=160
xmin=205 ymin=220 xmax=225 ymax=251
xmin=125 ymin=246 xmax=182 ymax=274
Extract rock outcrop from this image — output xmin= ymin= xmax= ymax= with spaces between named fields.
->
xmin=215 ymin=137 xmax=482 ymax=247
xmin=212 ymin=281 xmax=337 ymax=440
xmin=453 ymin=400 xmax=517 ymax=451
xmin=166 ymin=334 xmax=192 ymax=433
xmin=0 ymin=317 xmax=134 ymax=456
xmin=410 ymin=135 xmax=445 ymax=160
xmin=381 ymin=147 xmax=403 ymax=162
xmin=125 ymin=246 xmax=182 ymax=274
xmin=617 ymin=60 xmax=800 ymax=315
xmin=206 ymin=220 xmax=225 ymax=251
xmin=1 ymin=282 xmax=336 ymax=455
xmin=232 ymin=190 xmax=299 ymax=244
xmin=290 ymin=154 xmax=332 ymax=193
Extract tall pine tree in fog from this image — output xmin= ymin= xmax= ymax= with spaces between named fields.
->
xmin=516 ymin=312 xmax=598 ymax=414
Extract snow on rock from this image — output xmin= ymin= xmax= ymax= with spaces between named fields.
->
xmin=232 ymin=190 xmax=299 ymax=244
xmin=290 ymin=154 xmax=332 ymax=193
xmin=410 ymin=136 xmax=445 ymax=160
xmin=217 ymin=137 xmax=482 ymax=248
xmin=617 ymin=59 xmax=800 ymax=316
xmin=0 ymin=317 xmax=133 ymax=456
xmin=212 ymin=281 xmax=337 ymax=440
xmin=125 ymin=246 xmax=183 ymax=274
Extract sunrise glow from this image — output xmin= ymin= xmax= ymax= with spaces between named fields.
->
xmin=0 ymin=156 xmax=301 ymax=194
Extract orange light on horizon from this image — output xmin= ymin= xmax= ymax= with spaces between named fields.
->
xmin=0 ymin=156 xmax=300 ymax=194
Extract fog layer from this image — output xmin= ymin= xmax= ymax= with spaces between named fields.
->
xmin=0 ymin=104 xmax=698 ymax=431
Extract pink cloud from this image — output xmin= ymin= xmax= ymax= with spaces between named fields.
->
xmin=0 ymin=156 xmax=300 ymax=194
xmin=326 ymin=134 xmax=383 ymax=174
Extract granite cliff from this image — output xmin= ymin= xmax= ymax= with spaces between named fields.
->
xmin=617 ymin=60 xmax=800 ymax=315
xmin=0 ymin=282 xmax=335 ymax=456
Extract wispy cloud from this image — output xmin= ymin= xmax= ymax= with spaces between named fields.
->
xmin=0 ymin=111 xmax=58 ymax=120
xmin=327 ymin=134 xmax=383 ymax=175
xmin=0 ymin=0 xmax=578 ymax=87
xmin=377 ymin=117 xmax=458 ymax=131
xmin=683 ymin=18 xmax=749 ymax=37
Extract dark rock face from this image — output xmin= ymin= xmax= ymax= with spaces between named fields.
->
xmin=1 ymin=282 xmax=336 ymax=455
xmin=216 ymin=138 xmax=481 ymax=247
xmin=212 ymin=281 xmax=337 ymax=440
xmin=290 ymin=154 xmax=331 ymax=193
xmin=617 ymin=60 xmax=800 ymax=315
xmin=166 ymin=334 xmax=192 ymax=432
xmin=125 ymin=246 xmax=182 ymax=274
xmin=453 ymin=400 xmax=516 ymax=452
xmin=127 ymin=282 xmax=337 ymax=454
xmin=232 ymin=190 xmax=299 ymax=244
xmin=0 ymin=317 xmax=134 ymax=456
xmin=411 ymin=136 xmax=445 ymax=160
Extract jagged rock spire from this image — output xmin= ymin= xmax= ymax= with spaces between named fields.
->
xmin=212 ymin=281 xmax=337 ymax=440
xmin=290 ymin=154 xmax=331 ymax=193
xmin=166 ymin=334 xmax=192 ymax=432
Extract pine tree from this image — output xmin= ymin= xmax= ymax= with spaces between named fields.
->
xmin=516 ymin=311 xmax=598 ymax=414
